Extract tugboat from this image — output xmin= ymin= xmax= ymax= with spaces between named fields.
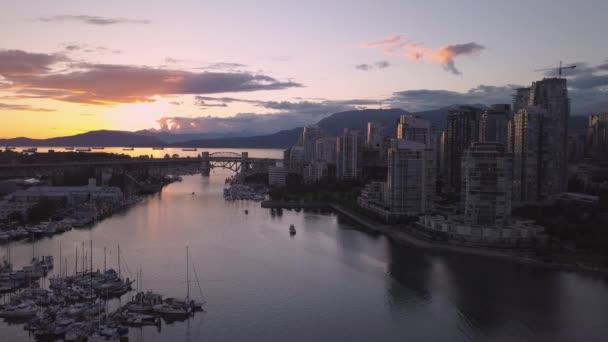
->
xmin=289 ymin=224 xmax=296 ymax=235
xmin=244 ymin=210 xmax=248 ymax=215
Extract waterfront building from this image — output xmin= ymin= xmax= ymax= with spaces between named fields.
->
xmin=336 ymin=129 xmax=361 ymax=179
xmin=529 ymin=78 xmax=570 ymax=193
xmin=1 ymin=179 xmax=123 ymax=218
xmin=445 ymin=106 xmax=483 ymax=193
xmin=366 ymin=122 xmax=386 ymax=149
xmin=301 ymin=126 xmax=326 ymax=162
xmin=462 ymin=142 xmax=512 ymax=228
xmin=511 ymin=78 xmax=570 ymax=203
xmin=386 ymin=139 xmax=427 ymax=215
xmin=284 ymin=146 xmax=305 ymax=173
xmin=268 ymin=161 xmax=287 ymax=186
xmin=587 ymin=113 xmax=608 ymax=160
xmin=480 ymin=104 xmax=510 ymax=145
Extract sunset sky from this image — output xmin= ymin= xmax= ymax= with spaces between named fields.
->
xmin=1 ymin=0 xmax=607 ymax=138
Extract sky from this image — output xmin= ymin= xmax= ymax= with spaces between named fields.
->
xmin=1 ymin=0 xmax=607 ymax=138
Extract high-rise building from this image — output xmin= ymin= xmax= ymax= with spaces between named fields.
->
xmin=300 ymin=126 xmax=325 ymax=162
xmin=480 ymin=104 xmax=510 ymax=145
xmin=462 ymin=142 xmax=512 ymax=227
xmin=512 ymin=87 xmax=530 ymax=112
xmin=512 ymin=106 xmax=558 ymax=202
xmin=511 ymin=78 xmax=570 ymax=202
xmin=386 ymin=139 xmax=428 ymax=215
xmin=587 ymin=113 xmax=608 ymax=160
xmin=366 ymin=122 xmax=386 ymax=149
xmin=396 ymin=115 xmax=431 ymax=143
xmin=336 ymin=129 xmax=360 ymax=179
xmin=445 ymin=106 xmax=483 ymax=193
xmin=314 ymin=137 xmax=337 ymax=163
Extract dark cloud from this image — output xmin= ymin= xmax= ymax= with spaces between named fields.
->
xmin=65 ymin=45 xmax=81 ymax=51
xmin=355 ymin=61 xmax=390 ymax=71
xmin=161 ymin=97 xmax=380 ymax=134
xmin=0 ymin=49 xmax=67 ymax=77
xmin=0 ymin=52 xmax=302 ymax=104
xmin=375 ymin=60 xmax=390 ymax=69
xmin=355 ymin=64 xmax=372 ymax=71
xmin=207 ymin=62 xmax=247 ymax=69
xmin=439 ymin=43 xmax=484 ymax=75
xmin=388 ymin=85 xmax=518 ymax=111
xmin=0 ymin=102 xmax=55 ymax=112
xmin=194 ymin=99 xmax=228 ymax=108
xmin=38 ymin=15 xmax=150 ymax=26
xmin=169 ymin=101 xmax=183 ymax=106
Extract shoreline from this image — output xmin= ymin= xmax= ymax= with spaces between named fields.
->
xmin=261 ymin=200 xmax=608 ymax=276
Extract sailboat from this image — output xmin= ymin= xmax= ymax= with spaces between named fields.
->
xmin=153 ymin=246 xmax=201 ymax=316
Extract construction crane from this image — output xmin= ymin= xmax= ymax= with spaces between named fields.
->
xmin=534 ymin=61 xmax=576 ymax=78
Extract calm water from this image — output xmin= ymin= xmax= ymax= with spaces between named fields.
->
xmin=2 ymin=149 xmax=608 ymax=342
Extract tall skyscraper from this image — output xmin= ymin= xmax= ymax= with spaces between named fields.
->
xmin=301 ymin=126 xmax=325 ymax=162
xmin=529 ymin=78 xmax=570 ymax=192
xmin=366 ymin=122 xmax=386 ymax=149
xmin=462 ymin=142 xmax=512 ymax=227
xmin=511 ymin=78 xmax=570 ymax=202
xmin=336 ymin=128 xmax=360 ymax=179
xmin=445 ymin=106 xmax=483 ymax=193
xmin=386 ymin=139 xmax=428 ymax=215
xmin=480 ymin=104 xmax=510 ymax=145
xmin=396 ymin=115 xmax=431 ymax=143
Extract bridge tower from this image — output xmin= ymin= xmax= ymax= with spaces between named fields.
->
xmin=201 ymin=152 xmax=210 ymax=176
xmin=241 ymin=152 xmax=250 ymax=174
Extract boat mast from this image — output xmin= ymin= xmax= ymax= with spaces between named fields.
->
xmin=118 ymin=245 xmax=121 ymax=279
xmin=186 ymin=246 xmax=190 ymax=300
xmin=75 ymin=247 xmax=78 ymax=275
xmin=104 ymin=247 xmax=106 ymax=273
xmin=59 ymin=243 xmax=62 ymax=278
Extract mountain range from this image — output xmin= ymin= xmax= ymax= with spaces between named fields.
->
xmin=0 ymin=107 xmax=590 ymax=149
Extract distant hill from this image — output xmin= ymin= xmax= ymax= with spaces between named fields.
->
xmin=0 ymin=130 xmax=165 ymax=147
xmin=316 ymin=108 xmax=409 ymax=136
xmin=0 ymin=109 xmax=591 ymax=150
xmin=134 ymin=130 xmax=256 ymax=143
xmin=175 ymin=127 xmax=303 ymax=149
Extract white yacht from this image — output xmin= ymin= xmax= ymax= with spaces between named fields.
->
xmin=153 ymin=303 xmax=190 ymax=316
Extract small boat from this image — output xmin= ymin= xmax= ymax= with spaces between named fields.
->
xmin=153 ymin=303 xmax=190 ymax=316
xmin=64 ymin=322 xmax=93 ymax=342
xmin=91 ymin=147 xmax=104 ymax=150
xmin=289 ymin=224 xmax=296 ymax=235
xmin=5 ymin=146 xmax=16 ymax=150
xmin=122 ymin=147 xmax=134 ymax=151
xmin=65 ymin=147 xmax=75 ymax=150
xmin=76 ymin=148 xmax=91 ymax=152
xmin=244 ymin=210 xmax=248 ymax=214
xmin=0 ymin=303 xmax=38 ymax=319
xmin=152 ymin=147 xmax=164 ymax=150
xmin=181 ymin=148 xmax=197 ymax=151
xmin=23 ymin=147 xmax=37 ymax=153
xmin=53 ymin=317 xmax=75 ymax=336
xmin=191 ymin=192 xmax=195 ymax=195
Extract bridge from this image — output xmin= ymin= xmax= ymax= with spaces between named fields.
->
xmin=0 ymin=151 xmax=280 ymax=179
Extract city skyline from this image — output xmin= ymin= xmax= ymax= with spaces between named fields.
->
xmin=1 ymin=0 xmax=607 ymax=139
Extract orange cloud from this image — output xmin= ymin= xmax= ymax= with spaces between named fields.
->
xmin=362 ymin=34 xmax=484 ymax=75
